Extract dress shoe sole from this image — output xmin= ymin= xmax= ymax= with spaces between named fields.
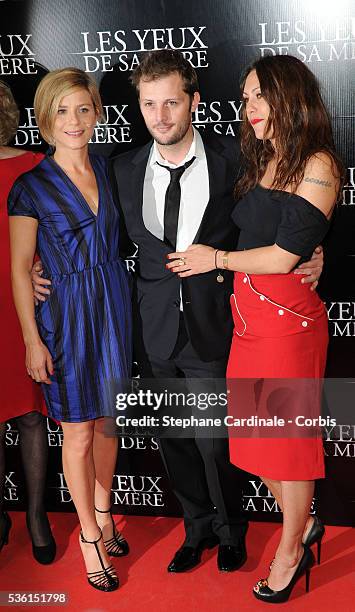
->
xmin=168 ymin=559 xmax=202 ymax=573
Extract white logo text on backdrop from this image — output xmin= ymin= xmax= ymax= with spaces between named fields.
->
xmin=73 ymin=27 xmax=209 ymax=72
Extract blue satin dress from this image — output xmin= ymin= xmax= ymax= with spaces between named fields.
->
xmin=8 ymin=155 xmax=132 ymax=422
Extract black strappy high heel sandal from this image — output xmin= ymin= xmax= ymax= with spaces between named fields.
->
xmin=253 ymin=546 xmax=315 ymax=604
xmin=95 ymin=507 xmax=129 ymax=557
xmin=303 ymin=515 xmax=325 ymax=565
xmin=80 ymin=528 xmax=119 ymax=592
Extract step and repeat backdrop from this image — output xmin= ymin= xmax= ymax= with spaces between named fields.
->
xmin=1 ymin=0 xmax=354 ymax=525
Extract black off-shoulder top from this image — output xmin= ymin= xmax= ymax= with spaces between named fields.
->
xmin=232 ymin=184 xmax=330 ymax=262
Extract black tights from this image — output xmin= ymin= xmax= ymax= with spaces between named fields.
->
xmin=0 ymin=411 xmax=51 ymax=546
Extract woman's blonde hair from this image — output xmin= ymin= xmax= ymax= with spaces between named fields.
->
xmin=34 ymin=67 xmax=104 ymax=144
xmin=0 ymin=80 xmax=20 ymax=145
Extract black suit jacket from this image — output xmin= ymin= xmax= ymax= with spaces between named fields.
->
xmin=110 ymin=131 xmax=240 ymax=361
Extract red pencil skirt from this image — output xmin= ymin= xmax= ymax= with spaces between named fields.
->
xmin=227 ymin=272 xmax=328 ymax=480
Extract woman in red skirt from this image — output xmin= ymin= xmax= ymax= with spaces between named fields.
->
xmin=166 ymin=55 xmax=344 ymax=603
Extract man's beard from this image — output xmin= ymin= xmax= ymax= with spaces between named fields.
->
xmin=149 ymin=118 xmax=191 ymax=146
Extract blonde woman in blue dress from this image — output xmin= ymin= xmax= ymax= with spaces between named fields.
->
xmin=8 ymin=68 xmax=132 ymax=592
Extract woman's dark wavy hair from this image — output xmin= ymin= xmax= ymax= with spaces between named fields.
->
xmin=235 ymin=54 xmax=344 ymax=199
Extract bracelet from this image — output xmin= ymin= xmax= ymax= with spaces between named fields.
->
xmin=214 ymin=249 xmax=220 ymax=269
xmin=222 ymin=251 xmax=229 ymax=270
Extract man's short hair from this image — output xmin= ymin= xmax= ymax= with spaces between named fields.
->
xmin=131 ymin=49 xmax=199 ymax=97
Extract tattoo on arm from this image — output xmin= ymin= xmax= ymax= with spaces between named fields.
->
xmin=304 ymin=177 xmax=332 ymax=188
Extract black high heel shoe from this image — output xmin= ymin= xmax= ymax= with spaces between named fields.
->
xmin=269 ymin=514 xmax=325 ymax=570
xmin=253 ymin=546 xmax=315 ymax=604
xmin=0 ymin=511 xmax=12 ymax=552
xmin=26 ymin=513 xmax=56 ymax=565
xmin=95 ymin=507 xmax=129 ymax=557
xmin=303 ymin=515 xmax=325 ymax=565
xmin=80 ymin=528 xmax=119 ymax=592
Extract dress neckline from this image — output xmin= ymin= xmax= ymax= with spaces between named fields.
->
xmin=257 ymin=183 xmax=292 ymax=193
xmin=47 ymin=155 xmax=101 ymax=219
xmin=255 ymin=183 xmax=330 ymax=224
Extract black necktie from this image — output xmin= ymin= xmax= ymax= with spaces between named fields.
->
xmin=157 ymin=156 xmax=196 ymax=249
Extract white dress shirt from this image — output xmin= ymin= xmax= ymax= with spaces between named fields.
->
xmin=142 ymin=127 xmax=210 ymax=252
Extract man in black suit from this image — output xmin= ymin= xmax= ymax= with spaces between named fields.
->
xmin=111 ymin=50 xmax=247 ymax=573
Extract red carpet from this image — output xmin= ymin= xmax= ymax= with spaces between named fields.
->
xmin=0 ymin=513 xmax=354 ymax=611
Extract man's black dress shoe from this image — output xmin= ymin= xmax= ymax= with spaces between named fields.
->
xmin=217 ymin=538 xmax=247 ymax=572
xmin=167 ymin=535 xmax=219 ymax=572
